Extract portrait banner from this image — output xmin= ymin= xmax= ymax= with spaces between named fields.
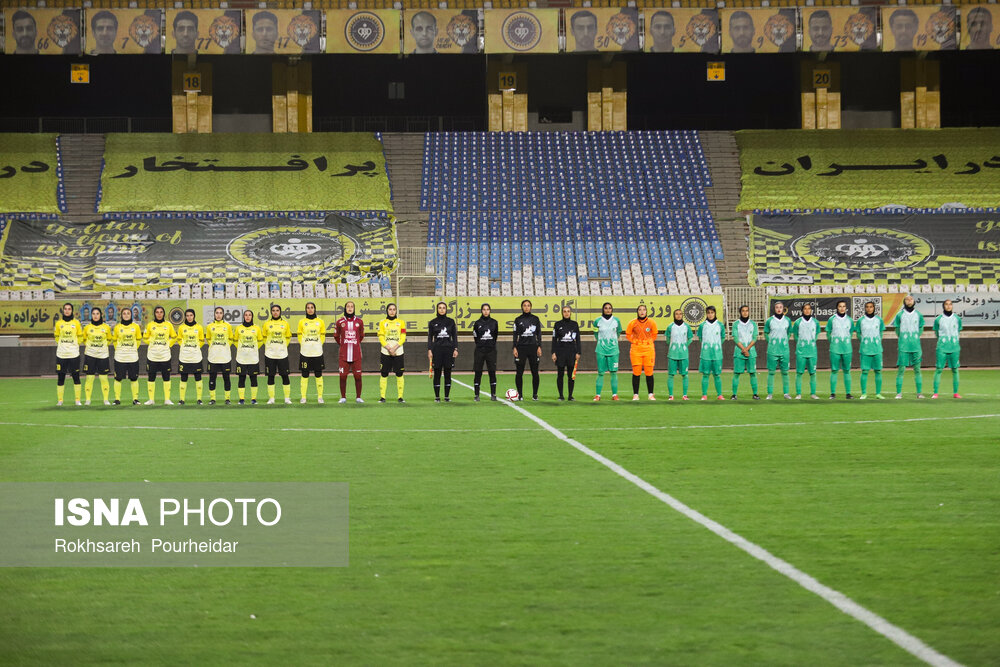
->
xmin=749 ymin=213 xmax=1000 ymax=286
xmin=246 ymin=10 xmax=320 ymax=54
xmin=565 ymin=8 xmax=639 ymax=53
xmin=800 ymin=7 xmax=877 ymax=53
xmin=4 ymin=9 xmax=81 ymax=55
xmin=0 ymin=213 xmax=398 ymax=290
xmin=720 ymin=8 xmax=796 ymax=54
xmin=98 ymin=133 xmax=392 ymax=213
xmin=84 ymin=9 xmax=162 ymax=55
xmin=960 ymin=6 xmax=998 ymax=51
xmin=880 ymin=5 xmax=956 ymax=52
xmin=736 ymin=128 xmax=1000 ymax=210
xmin=644 ymin=8 xmax=719 ymax=54
xmin=325 ymin=10 xmax=400 ymax=54
xmin=484 ymin=9 xmax=559 ymax=54
xmin=402 ymin=9 xmax=478 ymax=54
xmin=165 ymin=9 xmax=242 ymax=55
xmin=0 ymin=134 xmax=60 ymax=214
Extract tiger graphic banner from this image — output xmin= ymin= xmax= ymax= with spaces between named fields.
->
xmin=644 ymin=9 xmax=720 ymax=54
xmin=247 ymin=10 xmax=321 ymax=54
xmin=326 ymin=10 xmax=400 ymax=54
xmin=484 ymin=9 xmax=559 ymax=53
xmin=565 ymin=8 xmax=639 ymax=52
xmin=799 ymin=7 xmax=877 ymax=53
xmin=0 ymin=214 xmax=398 ymax=290
xmin=402 ymin=9 xmax=479 ymax=54
xmin=720 ymin=8 xmax=796 ymax=54
xmin=165 ymin=9 xmax=242 ymax=54
xmin=84 ymin=9 xmax=162 ymax=54
xmin=4 ymin=9 xmax=81 ymax=55
xmin=880 ymin=5 xmax=957 ymax=52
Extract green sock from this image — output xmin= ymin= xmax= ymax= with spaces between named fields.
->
xmin=682 ymin=375 xmax=689 ymax=395
xmin=952 ymin=369 xmax=960 ymax=393
xmin=610 ymin=373 xmax=618 ymax=395
xmin=702 ymin=375 xmax=709 ymax=395
xmin=914 ymin=369 xmax=922 ymax=393
xmin=795 ymin=373 xmax=803 ymax=395
xmin=667 ymin=374 xmax=674 ymax=396
xmin=860 ymin=372 xmax=868 ymax=395
xmin=768 ymin=372 xmax=775 ymax=395
xmin=896 ymin=368 xmax=905 ymax=393
xmin=596 ymin=373 xmax=604 ymax=396
xmin=781 ymin=371 xmax=789 ymax=394
xmin=934 ymin=369 xmax=942 ymax=393
xmin=874 ymin=371 xmax=882 ymax=394
xmin=714 ymin=374 xmax=722 ymax=396
xmin=810 ymin=373 xmax=816 ymax=395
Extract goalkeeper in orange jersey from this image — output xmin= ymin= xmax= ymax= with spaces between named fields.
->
xmin=625 ymin=304 xmax=658 ymax=400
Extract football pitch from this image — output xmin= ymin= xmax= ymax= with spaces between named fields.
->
xmin=1 ymin=370 xmax=998 ymax=666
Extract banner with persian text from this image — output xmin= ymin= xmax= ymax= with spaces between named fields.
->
xmin=0 ymin=214 xmax=397 ymax=291
xmin=768 ymin=292 xmax=1000 ymax=327
xmin=98 ymin=133 xmax=392 ymax=213
xmin=0 ymin=134 xmax=60 ymax=214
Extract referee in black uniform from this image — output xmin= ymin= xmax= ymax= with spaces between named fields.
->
xmin=512 ymin=299 xmax=543 ymax=401
xmin=427 ymin=301 xmax=458 ymax=402
xmin=472 ymin=303 xmax=499 ymax=401
xmin=551 ymin=305 xmax=581 ymax=401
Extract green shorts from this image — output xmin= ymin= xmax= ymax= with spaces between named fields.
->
xmin=667 ymin=358 xmax=689 ymax=375
xmin=698 ymin=358 xmax=722 ymax=375
xmin=830 ymin=352 xmax=852 ymax=371
xmin=596 ymin=354 xmax=619 ymax=374
xmin=896 ymin=351 xmax=922 ymax=368
xmin=733 ymin=354 xmax=757 ymax=374
xmin=860 ymin=353 xmax=883 ymax=371
xmin=936 ymin=350 xmax=960 ymax=369
xmin=767 ymin=354 xmax=789 ymax=372
xmin=795 ymin=355 xmax=817 ymax=374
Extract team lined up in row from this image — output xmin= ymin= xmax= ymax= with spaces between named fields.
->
xmin=50 ymin=296 xmax=963 ymax=405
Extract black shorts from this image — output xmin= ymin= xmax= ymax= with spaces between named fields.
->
xmin=209 ymin=362 xmax=232 ymax=374
xmin=432 ymin=347 xmax=455 ymax=370
xmin=235 ymin=362 xmax=259 ymax=376
xmin=473 ymin=347 xmax=497 ymax=372
xmin=82 ymin=355 xmax=110 ymax=375
xmin=178 ymin=362 xmax=204 ymax=375
xmin=554 ymin=350 xmax=577 ymax=369
xmin=114 ymin=360 xmax=139 ymax=381
xmin=56 ymin=357 xmax=81 ymax=374
xmin=146 ymin=360 xmax=171 ymax=376
xmin=265 ymin=357 xmax=290 ymax=375
xmin=300 ymin=355 xmax=325 ymax=373
xmin=380 ymin=353 xmax=404 ymax=375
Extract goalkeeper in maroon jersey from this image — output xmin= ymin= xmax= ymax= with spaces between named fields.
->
xmin=335 ymin=301 xmax=365 ymax=403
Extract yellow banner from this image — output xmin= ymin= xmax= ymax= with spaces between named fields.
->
xmin=961 ymin=6 xmax=997 ymax=50
xmin=881 ymin=6 xmax=957 ymax=52
xmin=485 ymin=9 xmax=559 ymax=54
xmin=246 ymin=10 xmax=321 ymax=54
xmin=326 ymin=10 xmax=400 ymax=54
xmin=165 ymin=9 xmax=242 ymax=55
xmin=402 ymin=9 xmax=479 ymax=54
xmin=4 ymin=9 xmax=81 ymax=55
xmin=800 ymin=7 xmax=877 ymax=53
xmin=0 ymin=299 xmax=188 ymax=335
xmin=84 ymin=9 xmax=162 ymax=55
xmin=644 ymin=8 xmax=720 ymax=54
xmin=565 ymin=8 xmax=639 ymax=52
xmin=720 ymin=8 xmax=796 ymax=54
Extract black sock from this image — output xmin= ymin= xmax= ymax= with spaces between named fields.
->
xmin=632 ymin=375 xmax=640 ymax=394
xmin=646 ymin=375 xmax=654 ymax=394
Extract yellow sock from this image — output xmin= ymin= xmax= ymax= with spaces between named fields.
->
xmin=100 ymin=376 xmax=110 ymax=401
xmin=130 ymin=380 xmax=139 ymax=400
xmin=210 ymin=385 xmax=217 ymax=401
xmin=178 ymin=381 xmax=187 ymax=401
xmin=147 ymin=380 xmax=155 ymax=402
xmin=397 ymin=376 xmax=404 ymax=398
xmin=195 ymin=380 xmax=203 ymax=401
xmin=57 ymin=384 xmax=65 ymax=402
xmin=162 ymin=380 xmax=171 ymax=402
xmin=238 ymin=386 xmax=245 ymax=400
xmin=85 ymin=376 xmax=95 ymax=402
xmin=251 ymin=385 xmax=259 ymax=401
xmin=224 ymin=388 xmax=231 ymax=401
xmin=300 ymin=377 xmax=308 ymax=399
xmin=114 ymin=380 xmax=123 ymax=401
xmin=73 ymin=383 xmax=82 ymax=402
xmin=268 ymin=384 xmax=275 ymax=400
xmin=379 ymin=376 xmax=387 ymax=398
xmin=315 ymin=377 xmax=323 ymax=398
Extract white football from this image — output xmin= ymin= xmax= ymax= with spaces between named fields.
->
xmin=505 ymin=388 xmax=520 ymax=400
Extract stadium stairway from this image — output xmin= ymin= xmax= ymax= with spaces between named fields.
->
xmin=699 ymin=131 xmax=749 ymax=287
xmin=381 ymin=132 xmax=436 ymax=295
xmin=59 ymin=134 xmax=105 ymax=222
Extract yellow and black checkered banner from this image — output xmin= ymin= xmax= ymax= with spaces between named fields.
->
xmin=880 ymin=5 xmax=956 ymax=52
xmin=326 ymin=10 xmax=400 ymax=54
xmin=749 ymin=214 xmax=1000 ymax=286
xmin=247 ymin=10 xmax=321 ymax=54
xmin=402 ymin=9 xmax=478 ymax=54
xmin=165 ymin=9 xmax=242 ymax=54
xmin=644 ymin=9 xmax=719 ymax=54
xmin=720 ymin=8 xmax=796 ymax=54
xmin=0 ymin=134 xmax=60 ymax=214
xmin=962 ymin=6 xmax=998 ymax=50
xmin=0 ymin=214 xmax=398 ymax=291
xmin=485 ymin=9 xmax=559 ymax=53
xmin=84 ymin=9 xmax=162 ymax=54
xmin=565 ymin=8 xmax=638 ymax=52
xmin=4 ymin=9 xmax=82 ymax=55
xmin=800 ymin=7 xmax=877 ymax=53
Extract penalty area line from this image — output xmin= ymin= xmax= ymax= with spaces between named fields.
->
xmin=451 ymin=378 xmax=964 ymax=667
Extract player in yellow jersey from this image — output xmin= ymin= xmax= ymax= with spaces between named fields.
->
xmin=206 ymin=306 xmax=234 ymax=405
xmin=143 ymin=305 xmax=177 ymax=405
xmin=112 ymin=306 xmax=142 ymax=405
xmin=377 ymin=303 xmax=406 ymax=403
xmin=81 ymin=307 xmax=113 ymax=405
xmin=262 ymin=304 xmax=293 ymax=404
xmin=297 ymin=301 xmax=326 ymax=404
xmin=176 ymin=309 xmax=206 ymax=405
xmin=53 ymin=302 xmax=84 ymax=405
xmin=234 ymin=309 xmax=264 ymax=405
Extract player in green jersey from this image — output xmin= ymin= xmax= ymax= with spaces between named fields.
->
xmin=932 ymin=299 xmax=963 ymax=398
xmin=764 ymin=301 xmax=792 ymax=399
xmin=790 ymin=303 xmax=820 ymax=399
xmin=825 ymin=300 xmax=854 ymax=399
xmin=666 ymin=309 xmax=692 ymax=400
xmin=892 ymin=295 xmax=925 ymax=399
xmin=855 ymin=301 xmax=886 ymax=399
xmin=697 ymin=306 xmax=724 ymax=400
xmin=593 ymin=302 xmax=623 ymax=401
xmin=730 ymin=305 xmax=759 ymax=400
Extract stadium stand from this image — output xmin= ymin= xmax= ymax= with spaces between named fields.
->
xmin=421 ymin=131 xmax=723 ymax=297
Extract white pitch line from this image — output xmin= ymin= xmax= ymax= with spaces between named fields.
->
xmin=560 ymin=413 xmax=1000 ymax=431
xmin=0 ymin=421 xmax=542 ymax=434
xmin=452 ymin=379 xmax=963 ymax=667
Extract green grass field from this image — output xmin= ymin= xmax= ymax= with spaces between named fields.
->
xmin=1 ymin=369 xmax=998 ymax=666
